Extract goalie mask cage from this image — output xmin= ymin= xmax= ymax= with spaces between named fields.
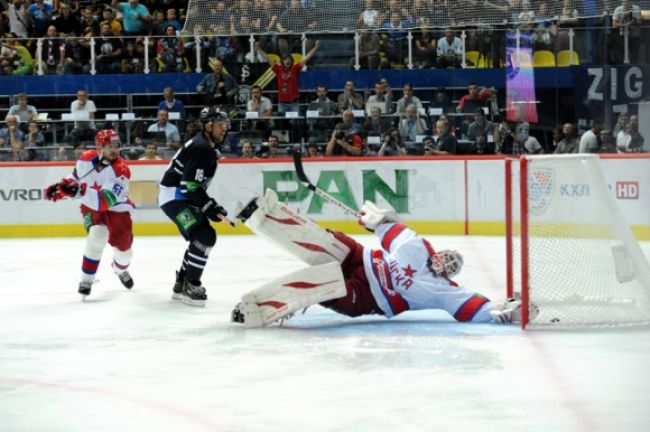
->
xmin=505 ymin=155 xmax=650 ymax=329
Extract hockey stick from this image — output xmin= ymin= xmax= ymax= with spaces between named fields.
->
xmin=292 ymin=151 xmax=360 ymax=217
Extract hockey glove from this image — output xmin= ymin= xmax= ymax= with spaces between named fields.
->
xmin=201 ymin=198 xmax=228 ymax=222
xmin=44 ymin=178 xmax=87 ymax=202
xmin=358 ymin=201 xmax=401 ymax=232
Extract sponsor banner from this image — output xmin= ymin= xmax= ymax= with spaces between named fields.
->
xmin=0 ymin=157 xmax=648 ymax=234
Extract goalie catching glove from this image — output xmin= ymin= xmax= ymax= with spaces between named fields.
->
xmin=201 ymin=198 xmax=228 ymax=222
xmin=358 ymin=201 xmax=402 ymax=232
xmin=44 ymin=178 xmax=87 ymax=202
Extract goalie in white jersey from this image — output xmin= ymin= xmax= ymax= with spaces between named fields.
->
xmin=231 ymin=189 xmax=528 ymax=328
xmin=45 ymin=129 xmax=135 ymax=299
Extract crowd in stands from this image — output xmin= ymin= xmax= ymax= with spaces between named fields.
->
xmin=0 ymin=0 xmax=647 ymax=75
xmin=0 ymin=77 xmax=645 ymax=162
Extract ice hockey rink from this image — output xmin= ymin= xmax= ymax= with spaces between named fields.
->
xmin=1 ymin=234 xmax=649 ymax=432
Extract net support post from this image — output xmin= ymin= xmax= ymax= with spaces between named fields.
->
xmin=195 ymin=36 xmax=204 ymax=73
xmin=407 ymin=31 xmax=414 ymax=69
xmin=353 ymin=32 xmax=361 ymax=71
xmin=90 ymin=37 xmax=96 ymax=75
xmin=505 ymin=158 xmax=514 ymax=300
xmin=519 ymin=156 xmax=530 ymax=329
xmin=143 ymin=36 xmax=150 ymax=74
xmin=461 ymin=30 xmax=467 ymax=68
xmin=301 ymin=33 xmax=307 ymax=71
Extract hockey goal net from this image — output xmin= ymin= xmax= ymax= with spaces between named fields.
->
xmin=506 ymin=155 xmax=650 ymax=329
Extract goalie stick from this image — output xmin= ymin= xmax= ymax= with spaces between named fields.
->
xmin=292 ymin=151 xmax=360 ymax=217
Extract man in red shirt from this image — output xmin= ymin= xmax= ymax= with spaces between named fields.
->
xmin=456 ymin=82 xmax=496 ymax=114
xmin=256 ymin=39 xmax=320 ymax=142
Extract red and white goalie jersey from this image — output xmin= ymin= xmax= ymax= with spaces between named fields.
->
xmin=72 ymin=150 xmax=135 ymax=213
xmin=362 ymin=223 xmax=491 ymax=321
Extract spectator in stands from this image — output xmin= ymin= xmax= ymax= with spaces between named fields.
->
xmin=147 ymin=109 xmax=181 ymax=149
xmin=163 ymin=8 xmax=182 ymax=31
xmin=578 ymin=120 xmax=604 ymax=153
xmin=96 ymin=21 xmax=123 ymax=74
xmin=196 ymin=58 xmax=239 ymax=108
xmin=426 ymin=118 xmax=457 ymax=155
xmin=436 ymin=27 xmax=463 ymax=68
xmin=306 ymin=142 xmax=322 ymax=158
xmin=413 ymin=28 xmax=437 ymax=68
xmin=0 ymin=115 xmax=26 ymax=148
xmin=8 ymin=93 xmax=38 ymax=126
xmin=355 ymin=30 xmax=381 ymax=70
xmin=618 ymin=114 xmax=644 ymax=152
xmin=38 ymin=25 xmax=65 ymax=74
xmin=158 ymin=87 xmax=186 ymax=120
xmin=2 ymin=0 xmax=29 ymax=39
xmin=121 ymin=39 xmax=145 ymax=73
xmin=138 ymin=143 xmax=162 ymax=160
xmin=64 ymin=27 xmax=93 ymax=74
xmin=429 ymin=86 xmax=452 ymax=114
xmin=307 ymin=85 xmax=338 ymax=134
xmin=25 ymin=120 xmax=45 ymax=147
xmin=112 ymin=0 xmax=151 ymax=36
xmin=54 ymin=3 xmax=81 ymax=37
xmin=150 ymin=10 xmax=167 ymax=36
xmin=156 ymin=24 xmax=185 ymax=72
xmin=27 ymin=0 xmax=53 ymax=37
xmin=240 ymin=141 xmax=255 ymax=159
xmin=358 ymin=0 xmax=381 ymax=29
xmin=78 ymin=8 xmax=100 ymax=36
xmin=596 ymin=0 xmax=616 ymax=64
xmin=7 ymin=137 xmax=29 ymax=161
xmin=256 ymin=40 xmax=320 ymax=115
xmin=399 ymin=104 xmax=428 ymax=144
xmin=325 ymin=130 xmax=363 ymax=157
xmin=599 ymin=129 xmax=617 ymax=153
xmin=102 ymin=7 xmax=122 ymax=36
xmin=395 ymin=83 xmax=423 ymax=117
xmin=364 ymin=105 xmax=400 ymax=152
xmin=70 ymin=89 xmax=97 ymax=144
xmin=510 ymin=121 xmax=544 ymax=154
xmin=554 ymin=122 xmax=579 ymax=154
xmin=337 ymin=79 xmax=364 ymax=112
xmin=466 ymin=108 xmax=497 ymax=142
xmin=366 ymin=80 xmax=393 ymax=114
xmin=266 ymin=134 xmax=283 ymax=159
xmin=0 ymin=36 xmax=33 ymax=75
xmin=556 ymin=0 xmax=580 ymax=51
xmin=550 ymin=126 xmax=564 ymax=153
xmin=380 ymin=12 xmax=409 ymax=68
xmin=466 ymin=133 xmax=496 ymax=155
xmin=456 ymin=83 xmax=496 ymax=114
xmin=612 ymin=0 xmax=643 ymax=64
xmin=246 ymin=84 xmax=274 ymax=139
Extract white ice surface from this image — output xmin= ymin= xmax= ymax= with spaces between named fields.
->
xmin=1 ymin=234 xmax=649 ymax=432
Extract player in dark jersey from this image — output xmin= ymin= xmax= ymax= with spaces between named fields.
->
xmin=158 ymin=107 xmax=230 ymax=307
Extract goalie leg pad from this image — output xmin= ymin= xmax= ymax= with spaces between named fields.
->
xmin=245 ymin=188 xmax=350 ymax=266
xmin=81 ymin=225 xmax=109 ymax=282
xmin=236 ymin=261 xmax=347 ymax=328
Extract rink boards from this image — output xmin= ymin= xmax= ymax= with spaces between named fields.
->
xmin=0 ymin=155 xmax=648 ymax=239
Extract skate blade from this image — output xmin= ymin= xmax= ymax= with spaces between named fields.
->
xmin=181 ymin=297 xmax=206 ymax=307
xmin=80 ymin=294 xmax=89 ymax=302
xmin=171 ymin=293 xmax=184 ymax=300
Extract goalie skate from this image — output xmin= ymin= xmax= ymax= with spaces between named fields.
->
xmin=232 ymin=261 xmax=347 ymax=328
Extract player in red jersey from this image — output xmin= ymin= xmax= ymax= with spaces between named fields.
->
xmin=45 ymin=129 xmax=136 ymax=299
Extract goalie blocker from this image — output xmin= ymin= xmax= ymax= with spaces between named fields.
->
xmin=233 ymin=189 xmax=530 ymax=327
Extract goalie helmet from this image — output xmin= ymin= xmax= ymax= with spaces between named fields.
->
xmin=95 ymin=129 xmax=121 ymax=152
xmin=427 ymin=249 xmax=464 ymax=279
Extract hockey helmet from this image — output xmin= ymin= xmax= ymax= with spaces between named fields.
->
xmin=423 ymin=239 xmax=464 ymax=278
xmin=95 ymin=129 xmax=121 ymax=151
xmin=199 ymin=106 xmax=230 ymax=129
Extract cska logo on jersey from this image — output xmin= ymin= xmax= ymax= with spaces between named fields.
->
xmin=389 ymin=261 xmax=416 ymax=290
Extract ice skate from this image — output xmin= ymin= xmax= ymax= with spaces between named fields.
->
xmin=181 ymin=281 xmax=207 ymax=307
xmin=172 ymin=270 xmax=186 ymax=300
xmin=111 ymin=262 xmax=134 ymax=289
xmin=235 ymin=197 xmax=259 ymax=222
xmin=231 ymin=302 xmax=245 ymax=323
xmin=78 ymin=281 xmax=92 ymax=299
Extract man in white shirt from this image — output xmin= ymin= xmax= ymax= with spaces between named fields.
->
xmin=70 ymin=89 xmax=97 ymax=143
xmin=8 ymin=92 xmax=38 ymax=128
xmin=148 ymin=109 xmax=180 ymax=149
xmin=579 ymin=120 xmax=603 ymax=153
xmin=395 ymin=83 xmax=423 ymax=117
xmin=436 ymin=27 xmax=463 ymax=68
xmin=246 ymin=84 xmax=273 ymax=138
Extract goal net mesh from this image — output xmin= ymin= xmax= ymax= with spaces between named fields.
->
xmin=508 ymin=155 xmax=650 ymax=328
xmin=183 ymin=1 xmax=650 ymax=36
